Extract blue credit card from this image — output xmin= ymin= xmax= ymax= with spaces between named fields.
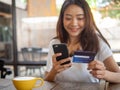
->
xmin=73 ymin=51 xmax=96 ymax=63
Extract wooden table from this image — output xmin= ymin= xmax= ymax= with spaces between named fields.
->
xmin=0 ymin=79 xmax=119 ymax=90
xmin=107 ymin=83 xmax=120 ymax=90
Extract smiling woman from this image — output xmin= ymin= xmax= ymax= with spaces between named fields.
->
xmin=44 ymin=0 xmax=120 ymax=83
xmin=63 ymin=4 xmax=85 ymax=38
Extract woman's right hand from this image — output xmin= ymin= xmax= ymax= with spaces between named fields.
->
xmin=52 ymin=53 xmax=72 ymax=73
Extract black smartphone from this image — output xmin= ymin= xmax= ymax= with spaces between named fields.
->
xmin=53 ymin=44 xmax=70 ymax=65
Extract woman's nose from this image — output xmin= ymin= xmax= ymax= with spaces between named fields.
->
xmin=71 ymin=19 xmax=78 ymax=26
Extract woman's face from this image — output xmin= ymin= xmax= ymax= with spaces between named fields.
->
xmin=63 ymin=4 xmax=85 ymax=38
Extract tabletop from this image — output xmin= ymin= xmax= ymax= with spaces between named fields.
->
xmin=107 ymin=83 xmax=120 ymax=90
xmin=0 ymin=79 xmax=120 ymax=90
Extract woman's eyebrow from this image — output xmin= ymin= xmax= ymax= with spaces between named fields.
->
xmin=64 ymin=14 xmax=72 ymax=16
xmin=65 ymin=14 xmax=84 ymax=16
xmin=76 ymin=14 xmax=84 ymax=16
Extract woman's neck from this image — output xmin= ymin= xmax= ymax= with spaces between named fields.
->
xmin=68 ymin=36 xmax=79 ymax=45
xmin=67 ymin=37 xmax=82 ymax=56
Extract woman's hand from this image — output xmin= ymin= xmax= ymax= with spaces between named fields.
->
xmin=87 ymin=60 xmax=106 ymax=79
xmin=52 ymin=53 xmax=72 ymax=73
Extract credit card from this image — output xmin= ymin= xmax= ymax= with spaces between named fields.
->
xmin=73 ymin=51 xmax=96 ymax=63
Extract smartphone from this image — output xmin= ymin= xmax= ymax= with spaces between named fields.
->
xmin=53 ymin=44 xmax=70 ymax=65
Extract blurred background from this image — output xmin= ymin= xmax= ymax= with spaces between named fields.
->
xmin=0 ymin=0 xmax=120 ymax=79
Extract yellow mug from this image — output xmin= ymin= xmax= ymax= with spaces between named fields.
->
xmin=12 ymin=76 xmax=44 ymax=90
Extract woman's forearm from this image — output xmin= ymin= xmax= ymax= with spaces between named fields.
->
xmin=104 ymin=70 xmax=120 ymax=83
xmin=44 ymin=68 xmax=57 ymax=82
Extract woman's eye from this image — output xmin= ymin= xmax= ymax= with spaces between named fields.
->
xmin=77 ymin=17 xmax=84 ymax=20
xmin=65 ymin=18 xmax=71 ymax=20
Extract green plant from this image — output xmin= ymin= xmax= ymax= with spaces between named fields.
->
xmin=86 ymin=0 xmax=120 ymax=19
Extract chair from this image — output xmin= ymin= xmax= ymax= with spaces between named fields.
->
xmin=21 ymin=47 xmax=46 ymax=77
xmin=0 ymin=60 xmax=12 ymax=78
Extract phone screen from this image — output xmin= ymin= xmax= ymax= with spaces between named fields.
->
xmin=53 ymin=44 xmax=70 ymax=65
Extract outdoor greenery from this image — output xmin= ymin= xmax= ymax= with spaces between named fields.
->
xmin=56 ymin=0 xmax=120 ymax=19
xmin=86 ymin=0 xmax=120 ymax=19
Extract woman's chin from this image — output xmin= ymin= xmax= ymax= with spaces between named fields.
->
xmin=69 ymin=34 xmax=80 ymax=37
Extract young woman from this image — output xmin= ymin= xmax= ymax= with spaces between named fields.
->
xmin=45 ymin=0 xmax=120 ymax=83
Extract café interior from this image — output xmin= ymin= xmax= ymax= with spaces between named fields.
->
xmin=0 ymin=0 xmax=120 ymax=89
xmin=0 ymin=0 xmax=60 ymax=78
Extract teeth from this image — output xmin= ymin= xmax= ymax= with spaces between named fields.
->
xmin=71 ymin=29 xmax=77 ymax=31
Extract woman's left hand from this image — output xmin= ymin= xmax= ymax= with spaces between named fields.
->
xmin=87 ymin=60 xmax=106 ymax=79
